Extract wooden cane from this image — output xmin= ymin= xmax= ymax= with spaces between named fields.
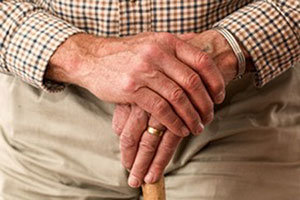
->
xmin=142 ymin=177 xmax=166 ymax=200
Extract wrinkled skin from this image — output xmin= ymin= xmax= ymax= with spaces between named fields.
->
xmin=112 ymin=30 xmax=245 ymax=188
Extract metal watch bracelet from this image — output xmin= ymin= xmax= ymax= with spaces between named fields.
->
xmin=213 ymin=27 xmax=246 ymax=79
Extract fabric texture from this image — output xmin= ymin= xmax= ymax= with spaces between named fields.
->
xmin=1 ymin=63 xmax=300 ymax=200
xmin=0 ymin=0 xmax=299 ymax=91
xmin=0 ymin=0 xmax=300 ymax=199
xmin=214 ymin=0 xmax=300 ymax=87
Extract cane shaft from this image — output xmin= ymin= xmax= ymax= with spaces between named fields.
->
xmin=142 ymin=177 xmax=166 ymax=200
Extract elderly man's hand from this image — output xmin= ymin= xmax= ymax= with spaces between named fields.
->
xmin=113 ymin=105 xmax=181 ymax=187
xmin=47 ymin=32 xmax=226 ymax=137
xmin=112 ymin=29 xmax=246 ymax=188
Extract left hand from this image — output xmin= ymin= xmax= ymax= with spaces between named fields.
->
xmin=113 ymin=104 xmax=181 ymax=188
xmin=113 ymin=29 xmax=248 ymax=188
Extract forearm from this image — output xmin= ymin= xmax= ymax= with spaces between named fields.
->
xmin=0 ymin=0 xmax=83 ymax=91
xmin=46 ymin=33 xmax=101 ymax=87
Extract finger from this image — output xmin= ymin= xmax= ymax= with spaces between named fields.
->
xmin=112 ymin=104 xmax=131 ymax=136
xmin=143 ymin=70 xmax=203 ymax=135
xmin=120 ymin=105 xmax=148 ymax=169
xmin=133 ymin=87 xmax=190 ymax=137
xmin=175 ymin=39 xmax=226 ymax=104
xmin=144 ymin=130 xmax=182 ymax=184
xmin=128 ymin=117 xmax=164 ymax=188
xmin=158 ymin=54 xmax=214 ymax=125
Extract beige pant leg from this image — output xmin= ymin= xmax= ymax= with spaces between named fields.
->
xmin=1 ymin=64 xmax=299 ymax=200
xmin=165 ymin=65 xmax=300 ymax=200
xmin=0 ymin=75 xmax=139 ymax=200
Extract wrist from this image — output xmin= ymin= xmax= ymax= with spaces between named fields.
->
xmin=185 ymin=29 xmax=253 ymax=85
xmin=46 ymin=33 xmax=106 ymax=87
xmin=211 ymin=29 xmax=254 ymax=81
xmin=200 ymin=30 xmax=239 ymax=84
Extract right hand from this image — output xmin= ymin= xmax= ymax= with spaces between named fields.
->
xmin=48 ymin=32 xmax=225 ymax=136
xmin=112 ymin=30 xmax=243 ymax=187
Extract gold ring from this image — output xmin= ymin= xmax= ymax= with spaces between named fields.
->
xmin=147 ymin=126 xmax=165 ymax=137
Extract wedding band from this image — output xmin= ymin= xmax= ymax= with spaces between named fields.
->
xmin=147 ymin=126 xmax=165 ymax=137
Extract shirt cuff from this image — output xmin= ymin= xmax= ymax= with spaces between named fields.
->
xmin=213 ymin=1 xmax=300 ymax=87
xmin=5 ymin=11 xmax=84 ymax=92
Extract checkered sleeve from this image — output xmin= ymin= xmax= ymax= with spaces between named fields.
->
xmin=214 ymin=0 xmax=300 ymax=87
xmin=0 ymin=0 xmax=84 ymax=92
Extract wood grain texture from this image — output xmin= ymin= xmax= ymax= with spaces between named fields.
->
xmin=142 ymin=177 xmax=166 ymax=200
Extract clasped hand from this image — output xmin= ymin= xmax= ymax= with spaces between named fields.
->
xmin=111 ymin=32 xmax=238 ymax=188
xmin=48 ymin=30 xmax=238 ymax=189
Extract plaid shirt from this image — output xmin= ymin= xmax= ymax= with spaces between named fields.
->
xmin=0 ymin=0 xmax=299 ymax=91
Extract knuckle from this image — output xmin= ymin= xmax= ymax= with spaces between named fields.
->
xmin=184 ymin=73 xmax=202 ymax=91
xmin=139 ymin=140 xmax=157 ymax=154
xmin=158 ymin=32 xmax=175 ymax=42
xmin=195 ymin=52 xmax=210 ymax=68
xmin=135 ymin=60 xmax=152 ymax=73
xmin=120 ymin=134 xmax=136 ymax=149
xmin=142 ymin=43 xmax=161 ymax=58
xmin=145 ymin=70 xmax=160 ymax=80
xmin=122 ymin=75 xmax=138 ymax=93
xmin=132 ymin=106 xmax=146 ymax=120
xmin=169 ymin=88 xmax=185 ymax=103
xmin=112 ymin=124 xmax=122 ymax=136
xmin=169 ymin=116 xmax=184 ymax=133
xmin=152 ymin=99 xmax=168 ymax=115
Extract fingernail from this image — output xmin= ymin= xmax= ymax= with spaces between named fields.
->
xmin=128 ymin=176 xmax=140 ymax=188
xmin=195 ymin=122 xmax=204 ymax=135
xmin=181 ymin=126 xmax=190 ymax=136
xmin=216 ymin=91 xmax=225 ymax=103
xmin=145 ymin=172 xmax=154 ymax=184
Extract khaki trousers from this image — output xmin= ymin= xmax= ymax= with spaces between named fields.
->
xmin=0 ymin=64 xmax=300 ymax=200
